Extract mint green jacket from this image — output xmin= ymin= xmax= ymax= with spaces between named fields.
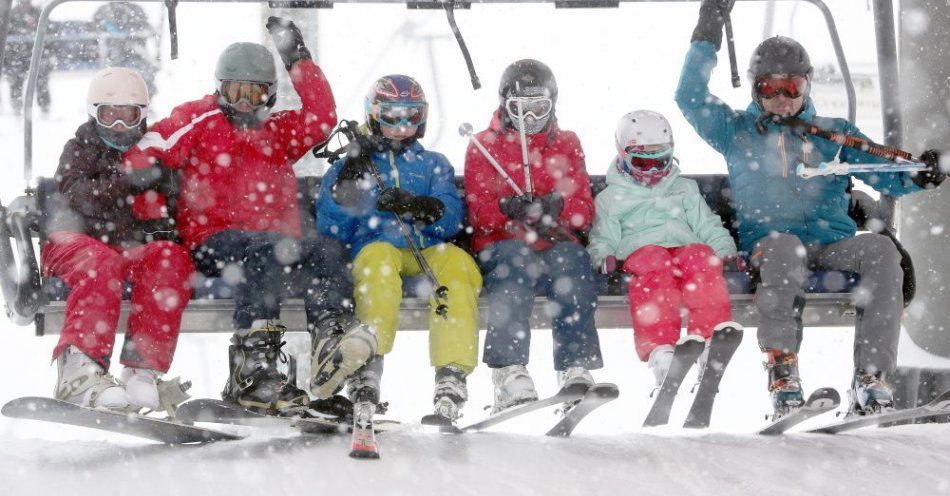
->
xmin=587 ymin=161 xmax=737 ymax=267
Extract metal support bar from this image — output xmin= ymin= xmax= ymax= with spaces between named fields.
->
xmin=872 ymin=0 xmax=901 ymax=231
xmin=0 ymin=0 xmax=12 ymax=80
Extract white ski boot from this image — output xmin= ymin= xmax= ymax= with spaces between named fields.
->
xmin=433 ymin=365 xmax=467 ymax=421
xmin=491 ymin=365 xmax=538 ymax=414
xmin=647 ymin=344 xmax=675 ymax=388
xmin=121 ymin=367 xmax=161 ymax=411
xmin=55 ymin=346 xmax=129 ymax=409
xmin=557 ymin=366 xmax=594 ymax=389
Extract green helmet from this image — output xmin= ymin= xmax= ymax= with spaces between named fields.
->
xmin=214 ymin=42 xmax=277 ymax=84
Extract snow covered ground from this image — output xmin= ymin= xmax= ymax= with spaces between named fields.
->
xmin=3 ymin=327 xmax=950 ymax=496
xmin=3 ymin=1 xmax=950 ymax=495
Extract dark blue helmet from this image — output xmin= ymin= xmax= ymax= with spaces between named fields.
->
xmin=364 ymin=74 xmax=428 ymax=140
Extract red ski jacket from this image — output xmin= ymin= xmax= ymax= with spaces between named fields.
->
xmin=463 ymin=110 xmax=594 ymax=253
xmin=123 ymin=59 xmax=337 ymax=250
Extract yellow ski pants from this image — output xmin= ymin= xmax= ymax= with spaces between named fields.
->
xmin=352 ymin=241 xmax=482 ymax=373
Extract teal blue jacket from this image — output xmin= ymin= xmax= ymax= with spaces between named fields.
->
xmin=675 ymin=41 xmax=921 ymax=254
xmin=317 ymin=140 xmax=464 ymax=257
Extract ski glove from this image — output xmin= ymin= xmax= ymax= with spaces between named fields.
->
xmin=499 ymin=193 xmax=563 ymax=225
xmin=404 ymin=196 xmax=445 ymax=226
xmin=913 ymin=149 xmax=947 ymax=189
xmin=691 ymin=0 xmax=730 ymax=50
xmin=125 ymin=161 xmax=179 ymax=198
xmin=266 ymin=16 xmax=312 ymax=70
xmin=376 ymin=187 xmax=416 ymax=214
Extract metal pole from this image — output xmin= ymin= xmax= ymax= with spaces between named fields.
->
xmin=0 ymin=0 xmax=13 ymax=79
xmin=871 ymin=0 xmax=901 ymax=230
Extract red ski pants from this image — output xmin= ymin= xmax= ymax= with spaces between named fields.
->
xmin=624 ymin=244 xmax=732 ymax=361
xmin=44 ymin=232 xmax=194 ymax=372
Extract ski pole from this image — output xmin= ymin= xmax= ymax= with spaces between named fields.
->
xmin=796 ymin=161 xmax=926 ymax=179
xmin=778 ymin=116 xmax=919 ymax=163
xmin=338 ymin=121 xmax=450 ymax=319
xmin=459 ymin=123 xmax=525 ymax=196
xmin=514 ymin=100 xmax=534 ymax=198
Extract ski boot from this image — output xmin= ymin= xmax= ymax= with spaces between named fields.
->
xmin=55 ymin=346 xmax=129 ymax=409
xmin=647 ymin=344 xmax=676 ymax=389
xmin=490 ymin=364 xmax=538 ymax=414
xmin=346 ymin=355 xmax=383 ymax=407
xmin=765 ymin=349 xmax=805 ymax=419
xmin=556 ymin=366 xmax=593 ymax=415
xmin=849 ymin=370 xmax=895 ymax=416
xmin=222 ymin=320 xmax=310 ymax=415
xmin=310 ymin=311 xmax=377 ymax=400
xmin=121 ymin=367 xmax=162 ymax=411
xmin=432 ymin=365 xmax=468 ymax=422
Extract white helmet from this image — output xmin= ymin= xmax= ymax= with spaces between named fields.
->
xmin=614 ymin=110 xmax=673 ymax=157
xmin=86 ymin=67 xmax=149 ymax=120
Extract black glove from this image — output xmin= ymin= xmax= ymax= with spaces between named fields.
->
xmin=537 ymin=192 xmax=564 ymax=222
xmin=337 ymin=135 xmax=381 ymax=182
xmin=913 ymin=149 xmax=946 ymax=189
xmin=266 ymin=16 xmax=311 ymax=70
xmin=126 ymin=162 xmax=178 ymax=197
xmin=403 ymin=196 xmax=445 ymax=226
xmin=691 ymin=0 xmax=730 ymax=50
xmin=376 ymin=187 xmax=416 ymax=215
xmin=498 ymin=195 xmax=537 ymax=223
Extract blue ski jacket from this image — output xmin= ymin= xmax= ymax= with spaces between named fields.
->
xmin=317 ymin=140 xmax=465 ymax=257
xmin=675 ymin=41 xmax=921 ymax=254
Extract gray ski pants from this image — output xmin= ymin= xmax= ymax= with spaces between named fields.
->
xmin=752 ymin=232 xmax=904 ymax=375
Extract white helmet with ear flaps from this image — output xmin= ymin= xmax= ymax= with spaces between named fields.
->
xmin=614 ymin=110 xmax=674 ymax=156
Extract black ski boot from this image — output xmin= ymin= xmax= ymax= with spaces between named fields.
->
xmin=222 ymin=321 xmax=310 ymax=415
xmin=346 ymin=355 xmax=384 ymax=406
xmin=766 ymin=349 xmax=805 ymax=419
xmin=310 ymin=311 xmax=377 ymax=400
xmin=432 ymin=365 xmax=467 ymax=422
xmin=849 ymin=370 xmax=895 ymax=416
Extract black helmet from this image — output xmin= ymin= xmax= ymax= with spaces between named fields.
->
xmin=498 ymin=59 xmax=558 ymax=133
xmin=748 ymin=36 xmax=813 ymax=80
xmin=498 ymin=59 xmax=558 ymax=101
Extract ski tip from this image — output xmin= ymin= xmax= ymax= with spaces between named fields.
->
xmin=349 ymin=449 xmax=380 ymax=460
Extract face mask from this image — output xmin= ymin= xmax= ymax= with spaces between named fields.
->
xmin=219 ymin=98 xmax=270 ymax=129
xmin=96 ymin=121 xmax=145 ymax=152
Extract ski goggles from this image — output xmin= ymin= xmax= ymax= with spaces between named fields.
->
xmin=90 ymin=104 xmax=145 ymax=128
xmin=504 ymin=96 xmax=553 ymax=121
xmin=375 ymin=102 xmax=427 ymax=128
xmin=754 ymin=75 xmax=809 ymax=99
xmin=623 ymin=145 xmax=673 ymax=171
xmin=218 ymin=80 xmax=273 ymax=107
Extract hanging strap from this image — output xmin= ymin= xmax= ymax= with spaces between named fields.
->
xmin=722 ymin=0 xmax=739 ymax=88
xmin=443 ymin=1 xmax=481 ymax=90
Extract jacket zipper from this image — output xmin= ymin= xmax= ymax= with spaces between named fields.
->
xmin=778 ymin=131 xmax=788 ymax=178
xmin=389 ymin=151 xmax=425 ymax=249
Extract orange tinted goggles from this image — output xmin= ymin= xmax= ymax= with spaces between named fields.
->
xmin=219 ymin=80 xmax=272 ymax=107
xmin=754 ymin=75 xmax=808 ymax=99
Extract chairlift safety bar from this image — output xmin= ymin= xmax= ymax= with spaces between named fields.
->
xmin=16 ymin=0 xmax=859 ymax=185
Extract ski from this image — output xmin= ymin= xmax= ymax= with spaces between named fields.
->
xmin=643 ymin=338 xmax=706 ymax=427
xmin=176 ymin=398 xmax=397 ymax=434
xmin=456 ymin=382 xmax=590 ymax=433
xmin=546 ymin=382 xmax=619 ymax=437
xmin=808 ymin=389 xmax=950 ymax=435
xmin=1 ymin=396 xmax=241 ymax=444
xmin=683 ymin=326 xmax=744 ymax=429
xmin=758 ymin=387 xmax=840 ymax=435
xmin=349 ymin=401 xmax=380 ymax=459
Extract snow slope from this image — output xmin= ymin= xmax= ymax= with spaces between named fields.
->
xmin=3 ymin=328 xmax=950 ymax=496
